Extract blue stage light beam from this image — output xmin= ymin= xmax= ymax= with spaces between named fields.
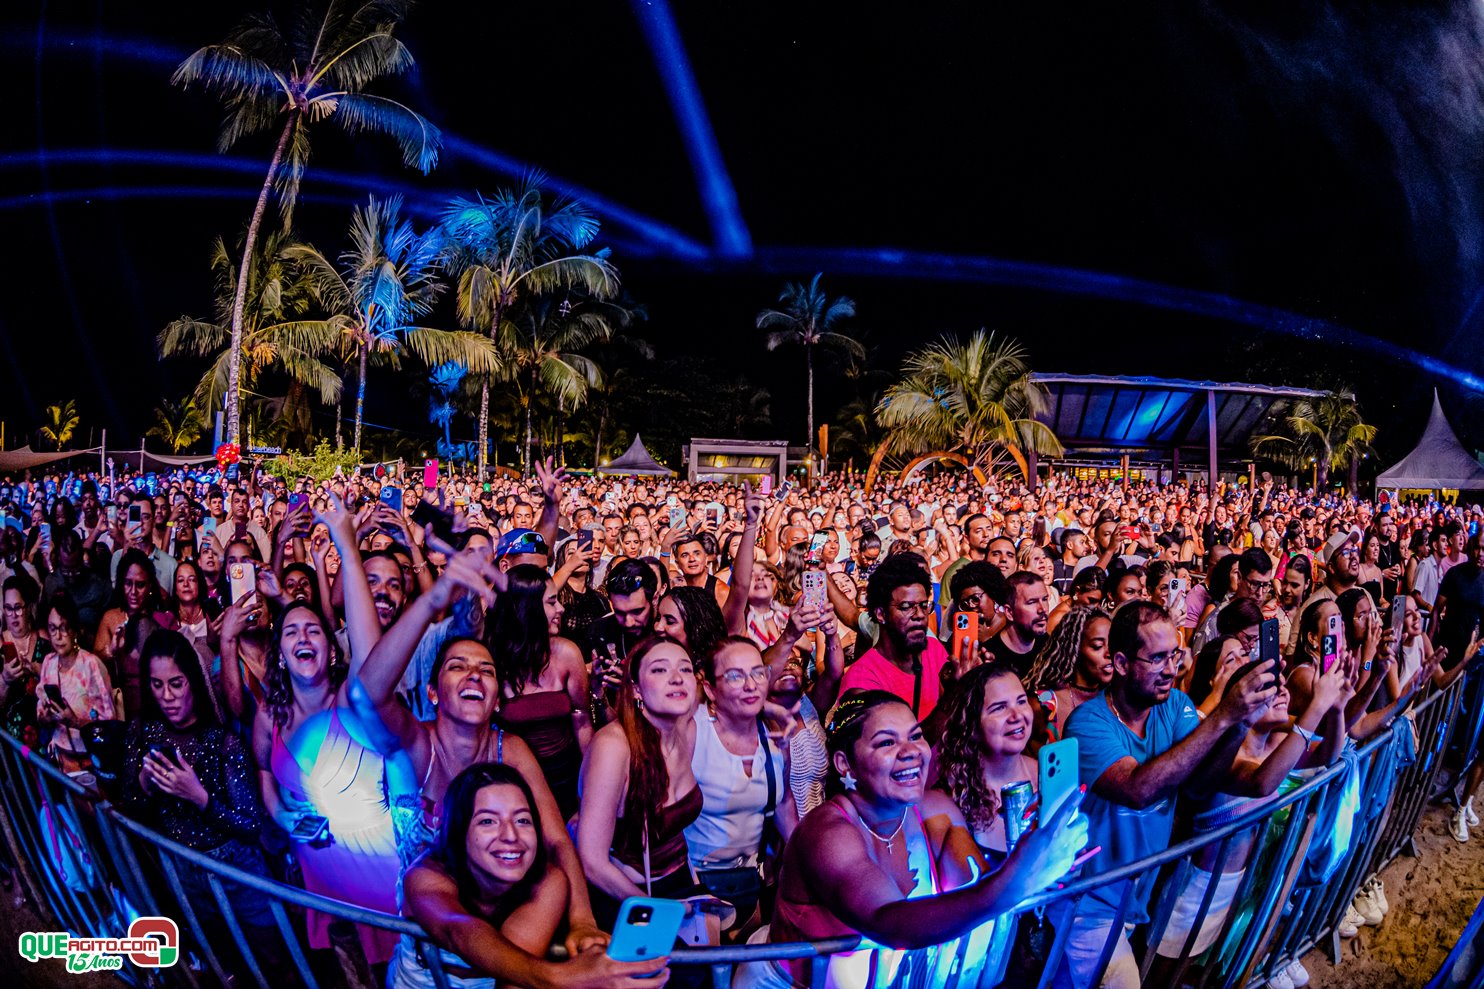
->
xmin=629 ymin=0 xmax=752 ymax=258
xmin=752 ymin=245 xmax=1484 ymax=394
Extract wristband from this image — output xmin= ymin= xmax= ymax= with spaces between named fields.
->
xmin=1292 ymin=725 xmax=1322 ymax=745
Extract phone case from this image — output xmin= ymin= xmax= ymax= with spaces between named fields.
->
xmin=801 ymin=571 xmax=828 ymax=611
xmin=952 ymin=611 xmax=979 ymax=655
xmin=423 ymin=459 xmax=439 ymax=490
xmin=1038 ymin=737 xmax=1079 ymax=827
xmin=608 ymin=897 xmax=685 ymax=963
xmin=228 ymin=563 xmax=255 ymax=604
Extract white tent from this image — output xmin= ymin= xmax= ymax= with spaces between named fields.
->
xmin=1376 ymin=390 xmax=1484 ymax=491
xmin=595 ymin=434 xmax=674 ymax=477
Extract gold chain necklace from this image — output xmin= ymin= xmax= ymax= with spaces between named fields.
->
xmin=848 ymin=801 xmax=908 ymax=853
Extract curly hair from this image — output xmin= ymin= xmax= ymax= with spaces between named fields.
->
xmin=935 ymin=663 xmax=1026 ymax=833
xmin=1025 ymin=606 xmax=1101 ymax=694
xmin=264 ymin=601 xmax=347 ymax=729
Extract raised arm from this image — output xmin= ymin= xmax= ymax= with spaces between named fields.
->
xmin=721 ymin=483 xmax=763 ymax=636
xmin=317 ymin=491 xmax=380 ymax=676
xmin=532 ymin=458 xmax=566 ymax=551
xmin=1094 ymin=670 xmax=1275 ymax=810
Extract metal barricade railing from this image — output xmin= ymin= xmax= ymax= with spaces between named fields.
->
xmin=0 ymin=671 xmax=1477 ymax=989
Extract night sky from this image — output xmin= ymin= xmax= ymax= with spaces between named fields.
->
xmin=8 ymin=1 xmax=1484 ymax=467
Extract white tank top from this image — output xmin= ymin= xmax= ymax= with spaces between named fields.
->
xmin=684 ymin=708 xmax=783 ymax=869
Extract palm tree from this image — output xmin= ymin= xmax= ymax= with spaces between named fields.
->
xmin=497 ymin=295 xmax=620 ymax=469
xmin=1252 ymin=391 xmax=1376 ymax=491
xmin=146 ymin=399 xmax=206 ymax=453
xmin=38 ymin=401 xmax=80 ymax=451
xmin=286 ymin=196 xmax=497 ymax=453
xmin=757 ymin=273 xmax=863 ymax=459
xmin=440 ymin=178 xmax=620 ymax=475
xmin=173 ymin=0 xmax=441 ymax=446
xmin=875 ymin=329 xmax=1061 ymax=484
xmin=159 ymin=230 xmax=345 ymax=423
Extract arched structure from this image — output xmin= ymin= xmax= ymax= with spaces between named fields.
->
xmin=899 ymin=451 xmax=988 ymax=487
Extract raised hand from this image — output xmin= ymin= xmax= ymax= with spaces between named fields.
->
xmin=534 ymin=456 xmax=568 ymax=506
xmin=1218 ymin=658 xmax=1280 ymax=727
xmin=1007 ymin=784 xmax=1090 ymax=902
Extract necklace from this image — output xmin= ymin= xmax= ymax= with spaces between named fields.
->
xmin=848 ymin=801 xmax=908 ymax=853
xmin=1106 ymin=692 xmax=1140 ymax=735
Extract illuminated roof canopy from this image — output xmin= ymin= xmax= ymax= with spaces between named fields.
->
xmin=1030 ymin=374 xmax=1331 ymax=458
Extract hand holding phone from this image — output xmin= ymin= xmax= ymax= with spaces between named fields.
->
xmin=951 ymin=611 xmax=979 ymax=660
xmin=609 ymin=897 xmax=684 ymax=966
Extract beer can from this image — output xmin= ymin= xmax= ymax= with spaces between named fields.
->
xmin=1001 ymin=780 xmax=1035 ymax=851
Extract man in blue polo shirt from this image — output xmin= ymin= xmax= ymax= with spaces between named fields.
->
xmin=1059 ymin=601 xmax=1276 ymax=989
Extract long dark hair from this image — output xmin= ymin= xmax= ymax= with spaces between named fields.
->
xmin=937 ymin=663 xmax=1028 ymax=832
xmin=137 ymin=629 xmax=222 ymax=728
xmin=264 ymin=601 xmax=346 ymax=728
xmin=484 ymin=564 xmax=552 ymax=700
xmin=658 ymin=585 xmax=726 ymax=661
xmin=616 ymin=637 xmax=695 ymax=844
xmin=428 ymin=762 xmax=547 ymax=915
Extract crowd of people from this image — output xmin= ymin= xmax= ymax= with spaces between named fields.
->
xmin=2 ymin=455 xmax=1483 ymax=989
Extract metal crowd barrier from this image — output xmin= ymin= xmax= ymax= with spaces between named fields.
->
xmin=0 ymin=670 xmax=1475 ymax=989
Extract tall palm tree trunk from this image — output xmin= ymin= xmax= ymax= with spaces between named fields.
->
xmin=524 ymin=363 xmax=537 ymax=474
xmin=594 ymin=402 xmax=607 ymax=466
xmin=335 ymin=397 xmax=343 ymax=450
xmin=477 ymin=301 xmax=506 ymax=479
xmin=353 ymin=341 xmax=368 ymax=453
xmin=227 ymin=113 xmax=296 ymax=447
xmin=806 ymin=343 xmax=815 ymax=463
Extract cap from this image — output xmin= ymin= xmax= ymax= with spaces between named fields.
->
xmin=496 ymin=528 xmax=549 ymax=559
xmin=1323 ymin=530 xmax=1360 ymax=564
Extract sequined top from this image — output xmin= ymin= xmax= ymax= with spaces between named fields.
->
xmin=120 ymin=719 xmax=264 ymax=851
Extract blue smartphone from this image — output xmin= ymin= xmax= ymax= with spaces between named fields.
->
xmin=1038 ymin=737 xmax=1079 ymax=827
xmin=380 ymin=486 xmax=404 ymax=512
xmin=608 ymin=897 xmax=684 ymax=964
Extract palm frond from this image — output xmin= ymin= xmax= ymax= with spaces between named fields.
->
xmin=400 ymin=327 xmax=501 ymax=374
xmin=328 ymin=92 xmax=440 ymax=173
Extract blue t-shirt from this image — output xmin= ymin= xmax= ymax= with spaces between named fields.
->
xmin=1064 ymin=688 xmax=1202 ymax=922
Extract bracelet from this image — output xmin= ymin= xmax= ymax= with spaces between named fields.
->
xmin=1292 ymin=725 xmax=1323 ymax=745
xmin=411 ymin=564 xmax=427 ymax=574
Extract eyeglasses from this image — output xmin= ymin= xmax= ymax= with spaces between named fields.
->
xmin=718 ymin=668 xmax=769 ymax=687
xmin=1133 ymin=649 xmax=1181 ymax=670
xmin=892 ymin=601 xmax=933 ymax=615
xmin=958 ymin=591 xmax=985 ymax=610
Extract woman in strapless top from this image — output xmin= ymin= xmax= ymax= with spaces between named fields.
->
xmin=485 ymin=565 xmax=592 ymax=820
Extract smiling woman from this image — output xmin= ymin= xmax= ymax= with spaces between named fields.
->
xmin=736 ymin=689 xmax=1089 ymax=989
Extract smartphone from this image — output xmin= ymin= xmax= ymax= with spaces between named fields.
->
xmin=44 ymin=683 xmax=65 ymax=708
xmin=288 ymin=493 xmax=307 ymax=514
xmin=774 ymin=479 xmax=792 ymax=502
xmin=1259 ymin=618 xmax=1280 ymax=666
xmin=759 ymin=476 xmax=774 ymax=497
xmin=411 ymin=500 xmax=469 ymax=551
xmin=1325 ymin=613 xmax=1346 ymax=657
xmin=608 ymin=897 xmax=685 ymax=964
xmin=805 ymin=532 xmax=829 ymax=564
xmin=669 ymin=507 xmax=687 ymax=532
xmin=228 ymin=563 xmax=256 ymax=605
xmin=225 ymin=462 xmax=240 ymax=483
xmin=1390 ymin=599 xmax=1408 ymax=651
xmin=380 ymin=487 xmax=403 ymax=512
xmin=1038 ymin=737 xmax=1080 ymax=827
xmin=128 ymin=504 xmax=143 ymax=525
xmin=1321 ymin=632 xmax=1339 ymax=674
xmin=106 ymin=505 xmax=117 ymax=524
xmin=874 ymin=517 xmax=890 ymax=532
xmin=290 ymin=815 xmax=330 ymax=843
xmin=38 ymin=522 xmax=51 ymax=543
xmin=577 ymin=528 xmax=594 ymax=553
xmin=706 ymin=502 xmax=725 ymax=529
xmin=801 ymin=570 xmax=828 ymax=613
xmin=423 ymin=458 xmax=439 ymax=491
xmin=1167 ymin=577 xmax=1184 ymax=597
xmin=952 ymin=611 xmax=979 ymax=657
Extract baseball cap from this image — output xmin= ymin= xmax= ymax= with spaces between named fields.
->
xmin=496 ymin=528 xmax=549 ymax=559
xmin=1323 ymin=530 xmax=1360 ymax=564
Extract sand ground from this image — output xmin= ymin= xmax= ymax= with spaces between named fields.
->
xmin=1302 ymin=802 xmax=1484 ymax=989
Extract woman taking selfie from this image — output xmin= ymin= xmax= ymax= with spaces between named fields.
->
xmin=398 ymin=763 xmax=658 ymax=989
xmin=736 ymin=689 xmax=1089 ymax=989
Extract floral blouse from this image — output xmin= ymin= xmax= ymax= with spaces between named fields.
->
xmin=36 ymin=649 xmax=117 ymax=751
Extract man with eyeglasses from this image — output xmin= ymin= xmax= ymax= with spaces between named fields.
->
xmin=1191 ymin=547 xmax=1274 ymax=652
xmin=1059 ymin=601 xmax=1277 ymax=989
xmin=838 ymin=554 xmax=950 ymax=721
xmin=1298 ymin=530 xmax=1364 ymax=617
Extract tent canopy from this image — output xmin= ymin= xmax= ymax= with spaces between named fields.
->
xmin=0 ymin=446 xmax=102 ymax=473
xmin=596 ymin=434 xmax=674 ymax=476
xmin=1377 ymin=390 xmax=1484 ymax=491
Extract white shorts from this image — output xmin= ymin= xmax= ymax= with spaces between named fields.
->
xmin=1154 ymin=867 xmax=1244 ymax=958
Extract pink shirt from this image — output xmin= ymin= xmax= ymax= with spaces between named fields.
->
xmin=839 ymin=637 xmax=950 ymax=720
